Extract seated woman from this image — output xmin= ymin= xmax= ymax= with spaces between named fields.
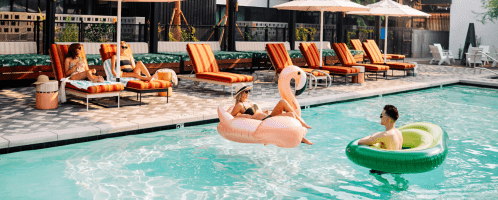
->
xmin=111 ymin=41 xmax=157 ymax=82
xmin=230 ymin=84 xmax=314 ymax=145
xmin=64 ymin=43 xmax=104 ymax=83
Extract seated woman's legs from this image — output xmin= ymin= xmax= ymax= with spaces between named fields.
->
xmin=134 ymin=61 xmax=156 ymax=78
xmin=70 ymin=69 xmax=103 ymax=83
xmin=270 ymin=99 xmax=312 ymax=129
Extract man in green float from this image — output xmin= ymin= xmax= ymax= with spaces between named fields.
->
xmin=358 ymin=105 xmax=403 ymax=151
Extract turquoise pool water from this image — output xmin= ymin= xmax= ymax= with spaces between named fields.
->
xmin=1 ymin=85 xmax=497 ymax=199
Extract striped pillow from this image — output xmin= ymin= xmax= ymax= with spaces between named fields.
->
xmin=186 ymin=44 xmax=219 ymax=73
xmin=299 ymin=42 xmax=321 ymax=69
xmin=362 ymin=41 xmax=384 ymax=64
xmin=332 ymin=43 xmax=356 ymax=66
xmin=266 ymin=43 xmax=293 ymax=71
xmin=50 ymin=44 xmax=89 ymax=81
xmin=350 ymin=39 xmax=366 ymax=56
xmin=100 ymin=43 xmax=133 ymax=63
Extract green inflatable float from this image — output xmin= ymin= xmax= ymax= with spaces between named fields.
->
xmin=346 ymin=122 xmax=448 ymax=174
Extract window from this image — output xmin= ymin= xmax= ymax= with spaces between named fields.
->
xmin=0 ymin=22 xmax=4 ymax=25
xmin=4 ymin=28 xmax=8 ymax=32
xmin=4 ymin=15 xmax=8 ymax=19
xmin=27 ymin=16 xmax=31 ymax=19
xmin=27 ymin=28 xmax=31 ymax=32
xmin=15 ymin=15 xmax=20 ymax=19
xmin=15 ymin=28 xmax=19 ymax=32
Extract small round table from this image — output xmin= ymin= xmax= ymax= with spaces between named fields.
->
xmin=36 ymin=81 xmax=59 ymax=110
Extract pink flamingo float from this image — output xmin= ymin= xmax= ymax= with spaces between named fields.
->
xmin=217 ymin=66 xmax=308 ymax=148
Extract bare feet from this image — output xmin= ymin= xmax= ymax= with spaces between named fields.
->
xmin=97 ymin=76 xmax=105 ymax=83
xmin=303 ymin=124 xmax=312 ymax=129
xmin=301 ymin=138 xmax=314 ymax=145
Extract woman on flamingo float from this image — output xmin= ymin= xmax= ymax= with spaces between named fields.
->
xmin=230 ymin=83 xmax=314 ymax=145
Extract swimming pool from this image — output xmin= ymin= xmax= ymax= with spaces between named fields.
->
xmin=0 ymin=85 xmax=497 ymax=199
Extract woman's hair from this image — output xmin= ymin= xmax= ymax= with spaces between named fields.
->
xmin=67 ymin=43 xmax=81 ymax=59
xmin=384 ymin=105 xmax=399 ymax=121
xmin=234 ymin=92 xmax=244 ymax=103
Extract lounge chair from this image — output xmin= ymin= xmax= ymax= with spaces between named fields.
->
xmin=362 ymin=41 xmax=415 ymax=77
xmin=366 ymin=39 xmax=405 ymax=62
xmin=99 ymin=43 xmax=172 ymax=105
xmin=49 ymin=44 xmax=124 ymax=111
xmin=479 ymin=45 xmax=490 ymax=65
xmin=266 ymin=43 xmax=331 ymax=88
xmin=332 ymin=43 xmax=388 ymax=81
xmin=433 ymin=43 xmax=455 ymax=64
xmin=466 ymin=47 xmax=484 ymax=68
xmin=429 ymin=45 xmax=452 ymax=65
xmin=299 ymin=42 xmax=359 ymax=84
xmin=350 ymin=39 xmax=369 ymax=62
xmin=184 ymin=44 xmax=254 ymax=96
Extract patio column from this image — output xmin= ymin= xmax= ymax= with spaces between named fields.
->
xmin=336 ymin=12 xmax=344 ymax=43
xmin=43 ymin=0 xmax=56 ymax=55
xmin=288 ymin=11 xmax=296 ymax=50
xmin=374 ymin=16 xmax=381 ymax=46
xmin=227 ymin=0 xmax=237 ymax=51
xmin=149 ymin=2 xmax=159 ymax=53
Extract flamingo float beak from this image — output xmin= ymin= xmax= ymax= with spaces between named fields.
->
xmin=295 ymin=69 xmax=308 ymax=96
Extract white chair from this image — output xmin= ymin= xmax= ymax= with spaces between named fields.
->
xmin=434 ymin=43 xmax=455 ymax=64
xmin=466 ymin=47 xmax=484 ymax=67
xmin=479 ymin=45 xmax=490 ymax=65
xmin=429 ymin=45 xmax=452 ymax=65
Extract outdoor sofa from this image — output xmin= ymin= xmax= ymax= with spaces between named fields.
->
xmin=0 ymin=42 xmax=52 ymax=80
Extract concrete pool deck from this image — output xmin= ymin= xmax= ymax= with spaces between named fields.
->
xmin=0 ymin=59 xmax=497 ymax=153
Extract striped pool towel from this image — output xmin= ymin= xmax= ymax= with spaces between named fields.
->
xmin=102 ymin=59 xmax=138 ymax=86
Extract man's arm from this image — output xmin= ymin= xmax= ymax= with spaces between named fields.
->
xmin=358 ymin=131 xmax=387 ymax=145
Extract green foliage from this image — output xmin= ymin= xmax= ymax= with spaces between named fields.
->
xmin=85 ymin=20 xmax=116 ymax=42
xmin=295 ymin=27 xmax=317 ymax=41
xmin=168 ymin=26 xmax=198 ymax=41
xmin=474 ymin=0 xmax=498 ymax=24
xmin=55 ymin=16 xmax=78 ymax=42
xmin=351 ymin=0 xmax=380 ymax=29
xmin=346 ymin=29 xmax=374 ymax=48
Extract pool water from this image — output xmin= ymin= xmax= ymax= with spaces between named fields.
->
xmin=1 ymin=85 xmax=497 ymax=199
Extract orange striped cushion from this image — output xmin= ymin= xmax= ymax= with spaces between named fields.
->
xmin=354 ymin=63 xmax=389 ymax=71
xmin=100 ymin=44 xmax=134 ymax=62
xmin=332 ymin=43 xmax=357 ymax=66
xmin=66 ymin=82 xmax=124 ymax=94
xmin=266 ymin=43 xmax=293 ymax=71
xmin=384 ymin=62 xmax=414 ymax=70
xmin=127 ymin=80 xmax=171 ymax=90
xmin=50 ymin=44 xmax=89 ymax=81
xmin=350 ymin=39 xmax=366 ymax=56
xmin=196 ymin=72 xmax=254 ymax=83
xmin=363 ymin=41 xmax=384 ymax=64
xmin=299 ymin=43 xmax=321 ymax=68
xmin=301 ymin=68 xmax=329 ymax=76
xmin=388 ymin=54 xmax=405 ymax=59
xmin=186 ymin=44 xmax=219 ymax=73
xmin=321 ymin=66 xmax=359 ymax=74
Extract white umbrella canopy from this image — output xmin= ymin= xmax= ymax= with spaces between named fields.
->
xmin=274 ymin=0 xmax=369 ymax=67
xmin=347 ymin=0 xmax=430 ymax=63
xmin=100 ymin=0 xmax=182 ymax=79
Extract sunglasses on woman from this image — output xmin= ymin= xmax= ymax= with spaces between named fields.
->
xmin=121 ymin=46 xmax=128 ymax=49
xmin=244 ymin=90 xmax=251 ymax=94
xmin=77 ymin=47 xmax=82 ymax=50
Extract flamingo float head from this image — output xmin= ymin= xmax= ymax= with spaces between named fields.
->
xmin=279 ymin=65 xmax=308 ymax=96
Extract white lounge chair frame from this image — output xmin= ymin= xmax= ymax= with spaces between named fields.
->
xmin=479 ymin=45 xmax=490 ymax=65
xmin=429 ymin=45 xmax=452 ymax=65
xmin=466 ymin=47 xmax=484 ymax=67
xmin=65 ymin=88 xmax=120 ymax=111
xmin=434 ymin=43 xmax=455 ymax=63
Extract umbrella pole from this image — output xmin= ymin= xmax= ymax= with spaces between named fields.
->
xmin=116 ymin=0 xmax=122 ymax=81
xmin=319 ymin=9 xmax=324 ymax=67
xmin=384 ymin=15 xmax=388 ymax=64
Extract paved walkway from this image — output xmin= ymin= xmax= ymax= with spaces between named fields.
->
xmin=0 ymin=60 xmax=497 ymax=150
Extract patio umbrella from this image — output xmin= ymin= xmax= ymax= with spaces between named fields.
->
xmin=101 ymin=0 xmax=181 ymax=80
xmin=273 ymin=0 xmax=369 ymax=67
xmin=347 ymin=0 xmax=430 ymax=63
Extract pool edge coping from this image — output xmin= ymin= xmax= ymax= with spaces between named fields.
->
xmin=1 ymin=75 xmax=497 ymax=154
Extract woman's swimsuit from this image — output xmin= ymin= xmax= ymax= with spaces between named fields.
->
xmin=243 ymin=103 xmax=272 ymax=120
xmin=119 ymin=59 xmax=134 ymax=72
xmin=68 ymin=60 xmax=85 ymax=77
